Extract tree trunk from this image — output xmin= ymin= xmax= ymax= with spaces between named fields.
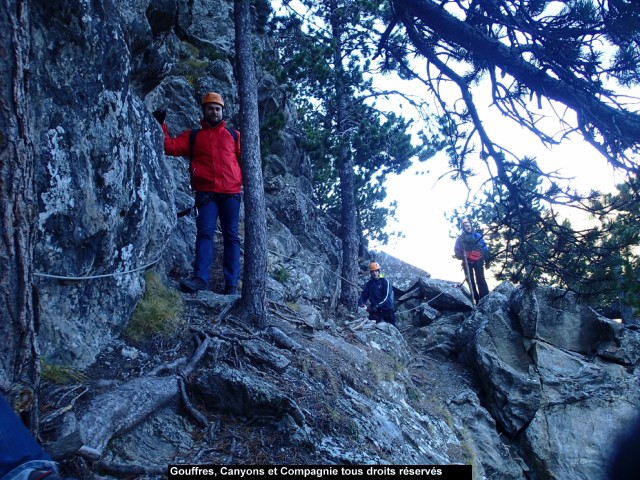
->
xmin=0 ymin=0 xmax=41 ymax=432
xmin=234 ymin=0 xmax=268 ymax=328
xmin=339 ymin=152 xmax=359 ymax=311
xmin=330 ymin=1 xmax=359 ymax=311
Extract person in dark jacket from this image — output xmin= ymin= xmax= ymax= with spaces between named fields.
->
xmin=358 ymin=262 xmax=396 ymax=325
xmin=454 ymin=218 xmax=490 ymax=303
xmin=154 ymin=93 xmax=242 ymax=295
xmin=0 ymin=394 xmax=60 ymax=480
xmin=606 ymin=413 xmax=640 ymax=480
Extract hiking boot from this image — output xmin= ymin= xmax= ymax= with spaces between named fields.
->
xmin=179 ymin=276 xmax=207 ymax=293
xmin=224 ymin=285 xmax=238 ymax=295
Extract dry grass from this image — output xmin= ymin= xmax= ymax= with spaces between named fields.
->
xmin=124 ymin=271 xmax=184 ymax=342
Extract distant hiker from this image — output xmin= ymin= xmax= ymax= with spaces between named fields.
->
xmin=154 ymin=93 xmax=241 ymax=295
xmin=0 ymin=394 xmax=61 ymax=480
xmin=454 ymin=218 xmax=490 ymax=304
xmin=358 ymin=262 xmax=396 ymax=325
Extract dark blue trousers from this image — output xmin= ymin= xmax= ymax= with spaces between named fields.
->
xmin=0 ymin=395 xmax=58 ymax=480
xmin=193 ymin=192 xmax=241 ymax=289
xmin=465 ymin=259 xmax=489 ymax=303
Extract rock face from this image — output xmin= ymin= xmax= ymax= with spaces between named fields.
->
xmin=12 ymin=0 xmax=639 ymax=478
xmin=31 ymin=0 xmax=176 ymax=366
xmin=28 ymin=0 xmax=337 ymax=366
xmin=455 ymin=284 xmax=640 ymax=479
xmin=41 ymin=276 xmax=640 ymax=479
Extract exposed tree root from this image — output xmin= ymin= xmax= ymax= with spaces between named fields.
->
xmin=178 ymin=376 xmax=208 ymax=427
xmin=94 ymin=460 xmax=166 ymax=477
xmin=46 ymin=331 xmax=212 ymax=461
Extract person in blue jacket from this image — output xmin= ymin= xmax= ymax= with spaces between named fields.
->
xmin=0 ymin=394 xmax=60 ymax=480
xmin=358 ymin=262 xmax=396 ymax=325
xmin=454 ymin=217 xmax=490 ymax=304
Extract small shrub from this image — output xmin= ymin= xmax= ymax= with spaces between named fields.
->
xmin=124 ymin=272 xmax=183 ymax=342
xmin=366 ymin=361 xmax=394 ymax=382
xmin=179 ymin=42 xmax=200 ymax=60
xmin=183 ymin=58 xmax=208 ymax=70
xmin=270 ymin=266 xmax=290 ymax=284
xmin=175 ymin=42 xmax=208 ymax=82
xmin=346 ymin=419 xmax=360 ymax=440
xmin=406 ymin=386 xmax=421 ymax=402
xmin=202 ymin=46 xmax=227 ymax=62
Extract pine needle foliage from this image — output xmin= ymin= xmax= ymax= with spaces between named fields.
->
xmin=270 ymin=0 xmax=426 ymax=245
xmin=458 ymin=160 xmax=640 ymax=315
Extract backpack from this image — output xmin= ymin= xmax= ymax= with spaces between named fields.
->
xmin=189 ymin=127 xmax=238 ymax=158
xmin=467 ymin=250 xmax=482 ymax=261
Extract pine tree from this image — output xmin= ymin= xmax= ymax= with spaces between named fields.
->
xmin=235 ymin=0 xmax=268 ymax=328
xmin=378 ymin=0 xmax=640 ymax=314
xmin=273 ymin=0 xmax=423 ymax=309
xmin=464 ymin=159 xmax=640 ymax=316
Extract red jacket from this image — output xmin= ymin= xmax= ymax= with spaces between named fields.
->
xmin=162 ymin=119 xmax=242 ymax=194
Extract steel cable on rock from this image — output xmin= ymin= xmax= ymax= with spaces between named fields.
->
xmin=33 ymin=240 xmax=170 ymax=281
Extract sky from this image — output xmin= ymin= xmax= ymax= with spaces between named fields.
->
xmin=360 ymin=9 xmax=631 ymax=287
xmin=271 ymin=0 xmax=628 ymax=286
xmin=371 ymin=98 xmax=624 ymax=286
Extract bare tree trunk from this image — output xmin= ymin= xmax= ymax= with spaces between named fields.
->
xmin=339 ymin=152 xmax=359 ymax=311
xmin=234 ymin=0 xmax=268 ymax=328
xmin=0 ymin=0 xmax=41 ymax=432
xmin=330 ymin=1 xmax=359 ymax=311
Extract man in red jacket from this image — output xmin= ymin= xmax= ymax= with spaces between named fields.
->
xmin=154 ymin=93 xmax=242 ymax=295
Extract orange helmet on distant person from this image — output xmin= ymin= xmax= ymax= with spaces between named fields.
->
xmin=369 ymin=262 xmax=380 ymax=272
xmin=201 ymin=92 xmax=224 ymax=107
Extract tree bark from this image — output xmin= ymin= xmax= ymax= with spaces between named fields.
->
xmin=0 ymin=0 xmax=41 ymax=432
xmin=329 ymin=1 xmax=359 ymax=311
xmin=235 ymin=0 xmax=268 ymax=328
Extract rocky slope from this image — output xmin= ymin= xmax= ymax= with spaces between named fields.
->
xmin=39 ymin=272 xmax=640 ymax=479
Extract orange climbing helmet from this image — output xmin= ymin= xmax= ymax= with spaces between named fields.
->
xmin=201 ymin=92 xmax=224 ymax=107
xmin=369 ymin=261 xmax=380 ymax=272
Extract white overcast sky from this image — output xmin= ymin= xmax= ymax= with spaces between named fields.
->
xmin=372 ymin=92 xmax=623 ymax=284
xmin=271 ymin=0 xmax=627 ymax=284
